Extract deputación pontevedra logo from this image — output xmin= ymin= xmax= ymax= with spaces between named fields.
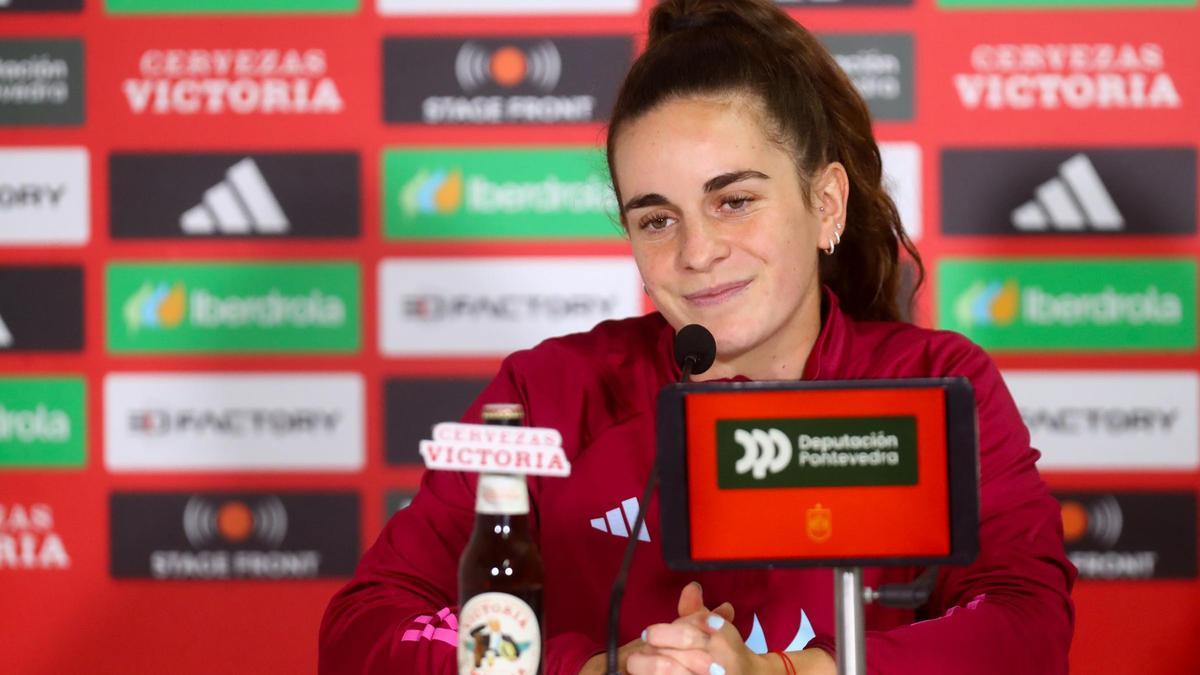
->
xmin=0 ymin=38 xmax=84 ymax=126
xmin=383 ymin=36 xmax=631 ymax=124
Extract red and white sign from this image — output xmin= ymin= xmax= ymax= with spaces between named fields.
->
xmin=419 ymin=421 xmax=571 ymax=477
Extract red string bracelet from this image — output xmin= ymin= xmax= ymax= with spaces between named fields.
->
xmin=773 ymin=651 xmax=797 ymax=675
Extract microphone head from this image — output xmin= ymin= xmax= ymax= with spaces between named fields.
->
xmin=674 ymin=324 xmax=716 ymax=376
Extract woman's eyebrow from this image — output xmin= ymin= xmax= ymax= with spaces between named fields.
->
xmin=623 ymin=170 xmax=770 ymax=212
xmin=622 ymin=193 xmax=670 ymax=212
xmin=704 ymin=170 xmax=769 ymax=193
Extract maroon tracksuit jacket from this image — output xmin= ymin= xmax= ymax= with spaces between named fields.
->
xmin=320 ymin=292 xmax=1076 ymax=674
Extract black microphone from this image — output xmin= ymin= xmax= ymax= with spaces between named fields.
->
xmin=607 ymin=324 xmax=716 ymax=674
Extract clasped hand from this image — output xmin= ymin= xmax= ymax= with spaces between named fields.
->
xmin=626 ymin=581 xmax=763 ymax=675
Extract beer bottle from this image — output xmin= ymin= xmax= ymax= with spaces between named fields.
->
xmin=458 ymin=403 xmax=545 ymax=675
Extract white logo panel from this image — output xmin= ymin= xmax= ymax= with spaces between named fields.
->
xmin=0 ymin=147 xmax=88 ymax=245
xmin=1005 ymin=370 xmax=1199 ymax=470
xmin=378 ymin=0 xmax=638 ymax=14
xmin=379 ymin=257 xmax=643 ymax=356
xmin=104 ymin=373 xmax=364 ymax=471
xmin=879 ymin=142 xmax=921 ymax=241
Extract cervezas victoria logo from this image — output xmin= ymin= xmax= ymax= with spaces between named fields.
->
xmin=383 ymin=36 xmax=631 ymax=124
xmin=122 ymin=48 xmax=343 ymax=116
xmin=1 ymin=502 xmax=71 ymax=571
xmin=955 ymin=42 xmax=1180 ymax=111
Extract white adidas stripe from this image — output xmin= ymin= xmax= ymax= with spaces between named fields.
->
xmin=0 ymin=311 xmax=12 ymax=348
xmin=1011 ymin=154 xmax=1124 ymax=232
xmin=590 ymin=497 xmax=650 ymax=542
xmin=180 ymin=158 xmax=290 ymax=235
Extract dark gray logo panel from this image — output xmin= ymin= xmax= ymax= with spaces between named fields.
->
xmin=0 ymin=265 xmax=83 ymax=351
xmin=385 ymin=378 xmax=490 ymax=465
xmin=821 ymin=33 xmax=914 ymax=122
xmin=109 ymin=491 xmax=360 ymax=579
xmin=0 ymin=39 xmax=84 ymax=126
xmin=109 ymin=153 xmax=360 ymax=239
xmin=942 ymin=148 xmax=1197 ymax=236
xmin=0 ymin=0 xmax=83 ymax=10
xmin=1055 ymin=491 xmax=1196 ymax=580
xmin=383 ymin=36 xmax=631 ymax=124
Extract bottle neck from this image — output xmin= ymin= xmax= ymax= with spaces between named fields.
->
xmin=475 ymin=473 xmax=529 ymax=516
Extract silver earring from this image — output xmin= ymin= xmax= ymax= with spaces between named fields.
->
xmin=824 ymin=223 xmax=842 ymax=255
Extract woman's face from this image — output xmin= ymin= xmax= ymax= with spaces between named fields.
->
xmin=612 ymin=95 xmax=842 ymax=369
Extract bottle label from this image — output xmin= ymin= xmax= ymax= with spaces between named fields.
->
xmin=458 ymin=592 xmax=541 ymax=675
xmin=475 ymin=474 xmax=529 ymax=515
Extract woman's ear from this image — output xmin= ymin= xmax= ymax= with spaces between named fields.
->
xmin=815 ymin=162 xmax=850 ymax=247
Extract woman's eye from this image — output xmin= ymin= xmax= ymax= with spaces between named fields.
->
xmin=721 ymin=195 xmax=754 ymax=211
xmin=638 ymin=213 xmax=674 ymax=231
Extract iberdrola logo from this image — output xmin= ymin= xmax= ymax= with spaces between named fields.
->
xmin=401 ymin=168 xmax=463 ymax=218
xmin=123 ymin=281 xmax=187 ymax=333
xmin=955 ymin=279 xmax=1019 ymax=328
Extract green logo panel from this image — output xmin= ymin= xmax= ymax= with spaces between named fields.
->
xmin=106 ymin=261 xmax=360 ymax=353
xmin=0 ymin=377 xmax=85 ymax=468
xmin=105 ymin=0 xmax=357 ymax=13
xmin=939 ymin=0 xmax=1191 ymax=7
xmin=383 ymin=147 xmax=620 ymax=239
xmin=938 ymin=258 xmax=1197 ymax=351
xmin=716 ymin=416 xmax=918 ymax=489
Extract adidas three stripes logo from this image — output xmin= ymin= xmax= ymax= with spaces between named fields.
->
xmin=180 ymin=158 xmax=291 ymax=235
xmin=590 ymin=497 xmax=650 ymax=542
xmin=1011 ymin=153 xmax=1124 ymax=232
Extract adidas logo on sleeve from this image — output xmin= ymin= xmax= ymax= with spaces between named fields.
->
xmin=590 ymin=497 xmax=650 ymax=542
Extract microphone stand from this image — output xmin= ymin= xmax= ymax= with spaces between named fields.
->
xmin=606 ymin=355 xmax=697 ymax=675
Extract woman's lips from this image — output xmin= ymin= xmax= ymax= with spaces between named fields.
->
xmin=684 ymin=280 xmax=751 ymax=307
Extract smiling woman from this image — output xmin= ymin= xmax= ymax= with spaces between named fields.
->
xmin=319 ymin=2 xmax=1074 ymax=674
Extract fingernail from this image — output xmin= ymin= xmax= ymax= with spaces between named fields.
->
xmin=710 ymin=664 xmax=726 ymax=675
xmin=641 ymin=628 xmax=648 ymax=641
xmin=706 ymin=614 xmax=725 ymax=630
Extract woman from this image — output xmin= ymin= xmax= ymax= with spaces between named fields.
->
xmin=320 ymin=1 xmax=1075 ymax=673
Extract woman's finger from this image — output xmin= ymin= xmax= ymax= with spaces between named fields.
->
xmin=677 ymin=581 xmax=705 ymax=617
xmin=627 ymin=648 xmax=701 ymax=675
xmin=643 ymin=621 xmax=711 ymax=650
xmin=700 ymin=613 xmax=752 ymax=673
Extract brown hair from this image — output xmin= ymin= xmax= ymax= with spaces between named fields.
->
xmin=606 ymin=0 xmax=922 ymax=322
